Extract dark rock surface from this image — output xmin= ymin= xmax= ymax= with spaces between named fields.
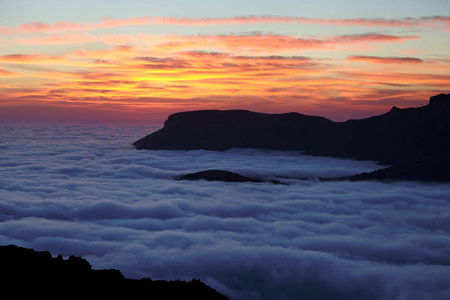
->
xmin=134 ymin=94 xmax=450 ymax=182
xmin=0 ymin=244 xmax=229 ymax=299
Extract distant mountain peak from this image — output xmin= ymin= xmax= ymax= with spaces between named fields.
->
xmin=388 ymin=106 xmax=400 ymax=112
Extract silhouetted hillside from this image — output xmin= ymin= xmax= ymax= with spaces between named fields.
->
xmin=177 ymin=169 xmax=263 ymax=182
xmin=134 ymin=94 xmax=450 ymax=182
xmin=0 ymin=245 xmax=229 ymax=299
xmin=349 ymin=153 xmax=450 ymax=182
xmin=176 ymin=169 xmax=282 ymax=184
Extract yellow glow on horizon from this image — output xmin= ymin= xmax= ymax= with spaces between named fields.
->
xmin=1 ymin=15 xmax=449 ymax=123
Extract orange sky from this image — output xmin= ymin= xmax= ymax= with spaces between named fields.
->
xmin=1 ymin=3 xmax=449 ymax=125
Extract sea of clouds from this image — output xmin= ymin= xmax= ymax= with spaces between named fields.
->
xmin=1 ymin=123 xmax=450 ymax=300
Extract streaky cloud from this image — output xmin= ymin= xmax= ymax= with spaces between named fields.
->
xmin=1 ymin=15 xmax=449 ymax=34
xmin=348 ymin=55 xmax=423 ymax=64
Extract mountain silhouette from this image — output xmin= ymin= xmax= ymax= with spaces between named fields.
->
xmin=134 ymin=94 xmax=450 ymax=181
xmin=176 ymin=169 xmax=282 ymax=184
xmin=177 ymin=169 xmax=263 ymax=182
xmin=0 ymin=244 xmax=229 ymax=299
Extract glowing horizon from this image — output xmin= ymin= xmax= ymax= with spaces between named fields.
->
xmin=1 ymin=1 xmax=449 ymax=125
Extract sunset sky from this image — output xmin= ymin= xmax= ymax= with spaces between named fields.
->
xmin=1 ymin=0 xmax=449 ymax=125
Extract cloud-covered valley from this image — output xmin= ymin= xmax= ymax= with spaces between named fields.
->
xmin=1 ymin=124 xmax=449 ymax=299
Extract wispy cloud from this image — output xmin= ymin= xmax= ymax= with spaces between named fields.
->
xmin=0 ymin=54 xmax=66 ymax=63
xmin=99 ymin=15 xmax=450 ymax=29
xmin=348 ymin=55 xmax=423 ymax=64
xmin=9 ymin=32 xmax=419 ymax=53
xmin=1 ymin=15 xmax=449 ymax=34
xmin=0 ymin=67 xmax=16 ymax=76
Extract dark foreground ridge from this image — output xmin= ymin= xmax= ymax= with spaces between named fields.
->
xmin=134 ymin=94 xmax=450 ymax=182
xmin=0 ymin=244 xmax=229 ymax=299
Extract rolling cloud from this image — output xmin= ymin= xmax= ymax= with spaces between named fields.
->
xmin=1 ymin=124 xmax=450 ymax=299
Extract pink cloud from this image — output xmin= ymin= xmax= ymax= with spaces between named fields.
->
xmin=158 ymin=33 xmax=419 ymax=54
xmin=0 ymin=54 xmax=65 ymax=63
xmin=1 ymin=16 xmax=448 ymax=34
xmin=0 ymin=68 xmax=16 ymax=76
xmin=8 ymin=32 xmax=418 ymax=55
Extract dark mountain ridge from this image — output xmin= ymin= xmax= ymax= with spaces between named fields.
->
xmin=0 ymin=244 xmax=229 ymax=299
xmin=134 ymin=94 xmax=450 ymax=181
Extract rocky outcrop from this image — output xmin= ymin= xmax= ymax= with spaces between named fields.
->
xmin=176 ymin=169 xmax=281 ymax=184
xmin=0 ymin=245 xmax=229 ymax=299
xmin=134 ymin=94 xmax=450 ymax=165
xmin=134 ymin=110 xmax=335 ymax=156
xmin=134 ymin=94 xmax=450 ymax=182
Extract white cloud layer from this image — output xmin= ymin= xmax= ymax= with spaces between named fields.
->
xmin=1 ymin=123 xmax=449 ymax=299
